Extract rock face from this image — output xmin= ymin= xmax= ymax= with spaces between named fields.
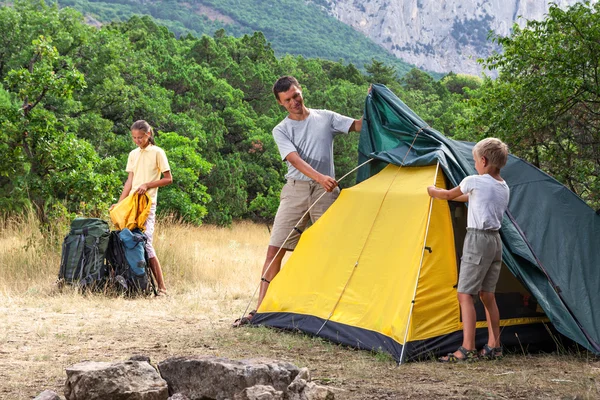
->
xmin=158 ymin=357 xmax=301 ymax=400
xmin=323 ymin=0 xmax=593 ymax=75
xmin=64 ymin=360 xmax=169 ymax=400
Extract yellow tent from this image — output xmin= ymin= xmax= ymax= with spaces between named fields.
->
xmin=253 ymin=164 xmax=549 ymax=362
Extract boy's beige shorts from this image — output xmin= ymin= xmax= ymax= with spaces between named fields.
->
xmin=269 ymin=179 xmax=340 ymax=250
xmin=457 ymin=228 xmax=502 ymax=295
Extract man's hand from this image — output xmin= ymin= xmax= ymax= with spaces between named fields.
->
xmin=317 ymin=175 xmax=338 ymax=192
xmin=427 ymin=185 xmax=437 ymax=197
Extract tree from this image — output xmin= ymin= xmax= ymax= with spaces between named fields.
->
xmin=155 ymin=132 xmax=212 ymax=224
xmin=470 ymin=1 xmax=600 ymax=209
xmin=365 ymin=58 xmax=398 ymax=86
xmin=441 ymin=71 xmax=482 ymax=97
xmin=401 ymin=68 xmax=449 ymax=99
xmin=0 ymin=1 xmax=464 ymax=227
xmin=1 ymin=28 xmax=120 ymax=224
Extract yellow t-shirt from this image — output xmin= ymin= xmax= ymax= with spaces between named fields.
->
xmin=126 ymin=144 xmax=170 ymax=203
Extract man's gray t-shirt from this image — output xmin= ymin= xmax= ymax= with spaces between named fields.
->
xmin=272 ymin=109 xmax=354 ymax=181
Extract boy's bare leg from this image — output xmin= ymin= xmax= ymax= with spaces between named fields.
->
xmin=480 ymin=291 xmax=501 ymax=348
xmin=148 ymin=256 xmax=166 ymax=292
xmin=256 ymin=245 xmax=288 ymax=310
xmin=458 ymin=292 xmax=477 ymax=352
xmin=439 ymin=292 xmax=477 ymax=361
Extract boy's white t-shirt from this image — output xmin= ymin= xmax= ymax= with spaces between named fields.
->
xmin=459 ymin=174 xmax=510 ymax=230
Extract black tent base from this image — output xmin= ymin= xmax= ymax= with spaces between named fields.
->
xmin=252 ymin=312 xmax=574 ymax=363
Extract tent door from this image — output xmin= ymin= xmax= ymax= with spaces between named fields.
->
xmin=448 ymin=201 xmax=547 ymax=322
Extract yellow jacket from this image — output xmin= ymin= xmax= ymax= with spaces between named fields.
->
xmin=110 ymin=193 xmax=152 ymax=232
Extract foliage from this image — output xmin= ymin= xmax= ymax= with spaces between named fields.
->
xmin=155 ymin=132 xmax=212 ymax=224
xmin=1 ymin=0 xmax=597 ymax=229
xmin=0 ymin=0 xmax=374 ymax=226
xmin=469 ymin=1 xmax=600 ymax=209
xmin=441 ymin=72 xmax=482 ymax=97
xmin=53 ymin=0 xmax=415 ymax=76
xmin=0 ymin=4 xmax=121 ymax=226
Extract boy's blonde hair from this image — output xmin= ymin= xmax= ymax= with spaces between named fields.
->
xmin=473 ymin=138 xmax=509 ymax=169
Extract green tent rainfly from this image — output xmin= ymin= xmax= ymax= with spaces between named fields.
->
xmin=358 ymin=84 xmax=600 ymax=355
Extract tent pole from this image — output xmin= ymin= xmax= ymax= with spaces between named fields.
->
xmin=399 ymin=161 xmax=440 ymax=365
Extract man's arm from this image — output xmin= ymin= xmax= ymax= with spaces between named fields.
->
xmin=286 ymin=152 xmax=337 ymax=192
xmin=427 ymin=185 xmax=465 ymax=201
xmin=349 ymin=118 xmax=362 ymax=133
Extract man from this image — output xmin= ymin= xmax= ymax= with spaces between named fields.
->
xmin=234 ymin=76 xmax=363 ymax=326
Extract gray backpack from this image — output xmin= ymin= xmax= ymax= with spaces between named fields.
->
xmin=58 ymin=218 xmax=110 ymax=289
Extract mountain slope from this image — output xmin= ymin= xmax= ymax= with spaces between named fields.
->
xmin=320 ymin=0 xmax=595 ymax=75
xmin=58 ymin=0 xmax=416 ymax=75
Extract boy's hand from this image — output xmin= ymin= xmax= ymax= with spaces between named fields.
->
xmin=109 ymin=204 xmax=117 ymax=211
xmin=427 ymin=186 xmax=437 ymax=197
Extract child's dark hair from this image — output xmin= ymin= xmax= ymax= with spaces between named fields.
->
xmin=272 ymin=76 xmax=300 ymax=100
xmin=131 ymin=120 xmax=155 ymax=145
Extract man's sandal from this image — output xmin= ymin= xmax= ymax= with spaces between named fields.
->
xmin=438 ymin=346 xmax=478 ymax=363
xmin=479 ymin=344 xmax=503 ymax=360
xmin=232 ymin=310 xmax=256 ymax=328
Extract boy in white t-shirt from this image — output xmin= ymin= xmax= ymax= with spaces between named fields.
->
xmin=428 ymin=138 xmax=510 ymax=362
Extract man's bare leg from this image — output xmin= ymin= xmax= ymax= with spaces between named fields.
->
xmin=256 ymin=245 xmax=288 ymax=310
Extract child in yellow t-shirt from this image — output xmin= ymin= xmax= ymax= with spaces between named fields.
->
xmin=112 ymin=120 xmax=172 ymax=295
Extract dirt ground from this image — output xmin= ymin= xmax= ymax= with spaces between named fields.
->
xmin=1 ymin=290 xmax=599 ymax=400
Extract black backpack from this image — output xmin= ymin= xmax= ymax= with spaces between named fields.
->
xmin=105 ymin=229 xmax=156 ymax=295
xmin=58 ymin=218 xmax=111 ymax=289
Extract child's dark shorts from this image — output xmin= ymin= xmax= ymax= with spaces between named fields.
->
xmin=457 ymin=228 xmax=502 ymax=295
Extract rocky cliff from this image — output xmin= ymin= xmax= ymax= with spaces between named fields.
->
xmin=322 ymin=0 xmax=591 ymax=75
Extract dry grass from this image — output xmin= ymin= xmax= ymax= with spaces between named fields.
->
xmin=0 ymin=215 xmax=599 ymax=400
xmin=0 ymin=211 xmax=64 ymax=294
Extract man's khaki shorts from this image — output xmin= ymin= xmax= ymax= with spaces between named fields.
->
xmin=457 ymin=228 xmax=502 ymax=295
xmin=269 ymin=179 xmax=340 ymax=250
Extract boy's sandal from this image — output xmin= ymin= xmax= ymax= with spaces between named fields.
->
xmin=438 ymin=346 xmax=478 ymax=363
xmin=232 ymin=310 xmax=256 ymax=328
xmin=479 ymin=344 xmax=503 ymax=360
